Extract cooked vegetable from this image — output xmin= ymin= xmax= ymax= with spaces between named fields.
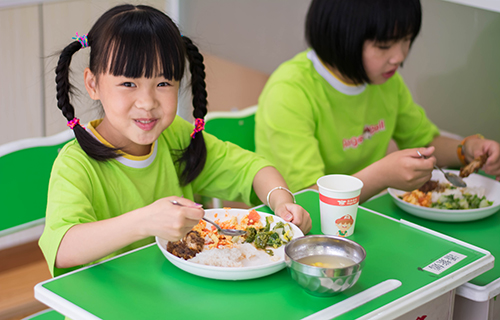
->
xmin=243 ymin=215 xmax=294 ymax=255
xmin=400 ymin=181 xmax=493 ymax=210
xmin=254 ymin=232 xmax=270 ymax=250
xmin=432 ymin=193 xmax=493 ymax=210
xmin=245 ymin=227 xmax=257 ymax=243
xmin=267 ymin=232 xmax=282 ymax=248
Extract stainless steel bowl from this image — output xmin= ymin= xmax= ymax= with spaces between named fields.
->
xmin=284 ymin=235 xmax=366 ymax=297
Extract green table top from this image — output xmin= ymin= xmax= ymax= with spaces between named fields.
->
xmin=363 ymin=191 xmax=500 ymax=286
xmin=38 ymin=190 xmax=490 ymax=320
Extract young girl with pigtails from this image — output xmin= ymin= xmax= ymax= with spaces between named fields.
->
xmin=39 ymin=4 xmax=311 ymax=277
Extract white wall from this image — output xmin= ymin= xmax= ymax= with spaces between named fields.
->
xmin=401 ymin=0 xmax=500 ymax=142
xmin=0 ymin=0 xmax=174 ymax=144
xmin=2 ymin=0 xmax=499 ymax=145
xmin=179 ymin=0 xmax=309 ymax=75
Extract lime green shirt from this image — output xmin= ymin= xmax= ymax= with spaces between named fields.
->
xmin=40 ymin=116 xmax=271 ymax=276
xmin=255 ymin=50 xmax=439 ymax=192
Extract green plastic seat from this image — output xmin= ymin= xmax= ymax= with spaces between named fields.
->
xmin=0 ymin=130 xmax=74 ymax=240
xmin=204 ymin=105 xmax=257 ymax=152
xmin=22 ymin=308 xmax=64 ymax=320
xmin=203 ymin=105 xmax=258 ymax=207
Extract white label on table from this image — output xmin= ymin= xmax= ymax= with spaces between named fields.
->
xmin=423 ymin=251 xmax=467 ymax=275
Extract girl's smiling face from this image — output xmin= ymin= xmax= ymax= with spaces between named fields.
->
xmin=362 ymin=36 xmax=412 ymax=85
xmin=84 ymin=69 xmax=179 ymax=156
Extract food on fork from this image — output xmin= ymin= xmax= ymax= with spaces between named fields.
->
xmin=460 ymin=154 xmax=487 ymax=178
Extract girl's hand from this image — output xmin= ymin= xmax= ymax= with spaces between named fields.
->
xmin=464 ymin=138 xmax=500 ymax=180
xmin=274 ymin=202 xmax=312 ymax=234
xmin=55 ymin=196 xmax=204 ymax=268
xmin=252 ymin=166 xmax=313 ymax=234
xmin=140 ymin=196 xmax=205 ymax=241
xmin=374 ymin=146 xmax=436 ymax=192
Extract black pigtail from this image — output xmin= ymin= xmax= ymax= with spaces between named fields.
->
xmin=55 ymin=41 xmax=118 ymax=161
xmin=177 ymin=36 xmax=208 ymax=185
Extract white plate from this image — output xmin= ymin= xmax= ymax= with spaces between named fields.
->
xmin=156 ymin=208 xmax=304 ymax=280
xmin=388 ymin=170 xmax=500 ymax=222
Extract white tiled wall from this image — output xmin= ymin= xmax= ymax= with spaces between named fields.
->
xmin=0 ymin=0 xmax=172 ymax=144
xmin=0 ymin=5 xmax=43 ymax=144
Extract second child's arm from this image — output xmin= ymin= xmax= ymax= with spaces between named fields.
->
xmin=307 ymin=147 xmax=436 ymax=203
xmin=55 ymin=197 xmax=204 ymax=269
xmin=430 ymin=135 xmax=500 ymax=179
xmin=252 ymin=167 xmax=312 ymax=234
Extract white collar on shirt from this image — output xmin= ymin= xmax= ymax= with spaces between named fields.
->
xmin=86 ymin=127 xmax=158 ymax=169
xmin=307 ymin=50 xmax=366 ymax=96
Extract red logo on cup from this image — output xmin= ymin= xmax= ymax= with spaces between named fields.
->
xmin=320 ymin=194 xmax=360 ymax=206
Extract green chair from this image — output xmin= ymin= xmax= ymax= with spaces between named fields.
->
xmin=204 ymin=105 xmax=258 ymax=207
xmin=0 ymin=130 xmax=74 ymax=249
xmin=204 ymin=105 xmax=258 ymax=152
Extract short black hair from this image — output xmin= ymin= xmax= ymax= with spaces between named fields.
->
xmin=305 ymin=0 xmax=422 ymax=84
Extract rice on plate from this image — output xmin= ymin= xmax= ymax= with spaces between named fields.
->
xmin=190 ymin=243 xmax=279 ymax=267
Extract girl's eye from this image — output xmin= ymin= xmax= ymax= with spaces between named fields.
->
xmin=122 ymin=82 xmax=136 ymax=87
xmin=377 ymin=44 xmax=392 ymax=50
xmin=157 ymin=82 xmax=171 ymax=87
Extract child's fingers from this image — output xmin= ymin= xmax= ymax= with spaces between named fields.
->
xmin=283 ymin=203 xmax=312 ymax=234
xmin=182 ymin=207 xmax=205 ymax=222
xmin=411 ymin=146 xmax=435 ymax=159
xmin=169 ymin=197 xmax=203 ymax=208
xmin=410 ymin=148 xmax=436 ymax=172
xmin=166 ymin=198 xmax=204 ymax=222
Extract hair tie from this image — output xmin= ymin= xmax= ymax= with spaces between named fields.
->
xmin=67 ymin=118 xmax=82 ymax=129
xmin=190 ymin=118 xmax=205 ymax=138
xmin=72 ymin=32 xmax=89 ymax=48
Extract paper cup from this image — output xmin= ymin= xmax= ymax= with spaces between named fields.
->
xmin=317 ymin=175 xmax=364 ymax=237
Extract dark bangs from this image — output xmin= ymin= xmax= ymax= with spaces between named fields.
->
xmin=363 ymin=0 xmax=421 ymax=43
xmin=306 ymin=0 xmax=421 ymax=85
xmin=88 ymin=5 xmax=185 ymax=80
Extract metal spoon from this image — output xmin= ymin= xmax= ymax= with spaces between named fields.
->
xmin=169 ymin=200 xmax=246 ymax=237
xmin=416 ymin=150 xmax=467 ymax=187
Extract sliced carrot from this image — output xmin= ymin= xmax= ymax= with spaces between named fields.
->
xmin=247 ymin=209 xmax=261 ymax=225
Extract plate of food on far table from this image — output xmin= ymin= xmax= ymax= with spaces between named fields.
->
xmin=156 ymin=208 xmax=303 ymax=280
xmin=388 ymin=157 xmax=500 ymax=222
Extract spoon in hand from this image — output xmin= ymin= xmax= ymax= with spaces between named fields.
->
xmin=169 ymin=200 xmax=247 ymax=237
xmin=417 ymin=150 xmax=467 ymax=187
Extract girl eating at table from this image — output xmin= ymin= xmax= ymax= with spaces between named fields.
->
xmin=255 ymin=0 xmax=500 ymax=203
xmin=39 ymin=4 xmax=311 ymax=277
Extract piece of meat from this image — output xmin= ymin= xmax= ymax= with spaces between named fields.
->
xmin=418 ymin=180 xmax=439 ymax=193
xmin=460 ymin=154 xmax=487 ymax=178
xmin=184 ymin=230 xmax=205 ymax=252
xmin=166 ymin=230 xmax=205 ymax=260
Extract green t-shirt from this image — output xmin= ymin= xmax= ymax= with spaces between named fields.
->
xmin=40 ymin=116 xmax=271 ymax=276
xmin=255 ymin=50 xmax=440 ymax=192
